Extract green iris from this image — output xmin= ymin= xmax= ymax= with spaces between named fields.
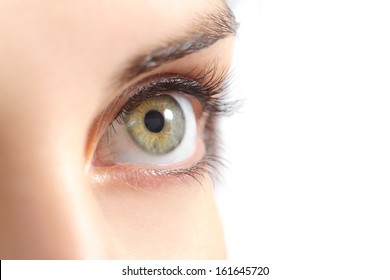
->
xmin=125 ymin=95 xmax=185 ymax=154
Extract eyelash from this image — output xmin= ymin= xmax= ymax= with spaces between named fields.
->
xmin=115 ymin=65 xmax=235 ymax=123
xmin=103 ymin=65 xmax=237 ymax=186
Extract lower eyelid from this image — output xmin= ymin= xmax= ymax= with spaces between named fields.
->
xmin=90 ymin=135 xmax=206 ymax=189
xmin=91 ymin=166 xmax=194 ymax=191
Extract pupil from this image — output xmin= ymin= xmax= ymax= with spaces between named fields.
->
xmin=144 ymin=110 xmax=165 ymax=133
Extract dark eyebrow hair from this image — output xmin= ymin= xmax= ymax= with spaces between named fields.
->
xmin=113 ymin=3 xmax=238 ymax=89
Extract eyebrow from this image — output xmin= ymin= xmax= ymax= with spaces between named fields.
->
xmin=114 ymin=3 xmax=238 ymax=89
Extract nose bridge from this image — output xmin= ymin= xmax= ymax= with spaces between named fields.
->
xmin=0 ymin=115 xmax=115 ymax=259
xmin=1 ymin=162 xmax=120 ymax=260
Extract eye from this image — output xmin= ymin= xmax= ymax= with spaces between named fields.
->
xmin=89 ymin=69 xmax=235 ymax=185
xmin=94 ymin=92 xmax=201 ymax=166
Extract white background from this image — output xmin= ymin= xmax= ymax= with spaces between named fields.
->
xmin=218 ymin=0 xmax=390 ymax=278
xmin=2 ymin=1 xmax=390 ymax=280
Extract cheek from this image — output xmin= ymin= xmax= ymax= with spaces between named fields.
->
xmin=92 ymin=177 xmax=225 ymax=259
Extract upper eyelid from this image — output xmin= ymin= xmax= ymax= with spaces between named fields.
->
xmin=119 ymin=75 xmax=210 ymax=107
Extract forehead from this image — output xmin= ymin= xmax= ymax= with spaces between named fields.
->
xmin=0 ymin=0 xmax=222 ymax=71
xmin=0 ymin=0 xmax=223 ymax=104
xmin=0 ymin=0 xmax=220 ymax=51
xmin=0 ymin=0 xmax=233 ymax=137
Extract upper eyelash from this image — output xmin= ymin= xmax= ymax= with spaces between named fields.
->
xmin=114 ymin=64 xmax=237 ymax=125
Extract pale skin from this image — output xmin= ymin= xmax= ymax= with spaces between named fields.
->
xmin=0 ymin=0 xmax=236 ymax=259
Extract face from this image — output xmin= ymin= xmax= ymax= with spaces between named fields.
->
xmin=0 ymin=0 xmax=237 ymax=259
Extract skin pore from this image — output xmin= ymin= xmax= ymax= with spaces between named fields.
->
xmin=0 ymin=0 xmax=236 ymax=259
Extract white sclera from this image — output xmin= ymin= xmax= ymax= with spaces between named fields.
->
xmin=101 ymin=94 xmax=197 ymax=166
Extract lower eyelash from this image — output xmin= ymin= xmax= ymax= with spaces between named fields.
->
xmin=91 ymin=153 xmax=225 ymax=191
